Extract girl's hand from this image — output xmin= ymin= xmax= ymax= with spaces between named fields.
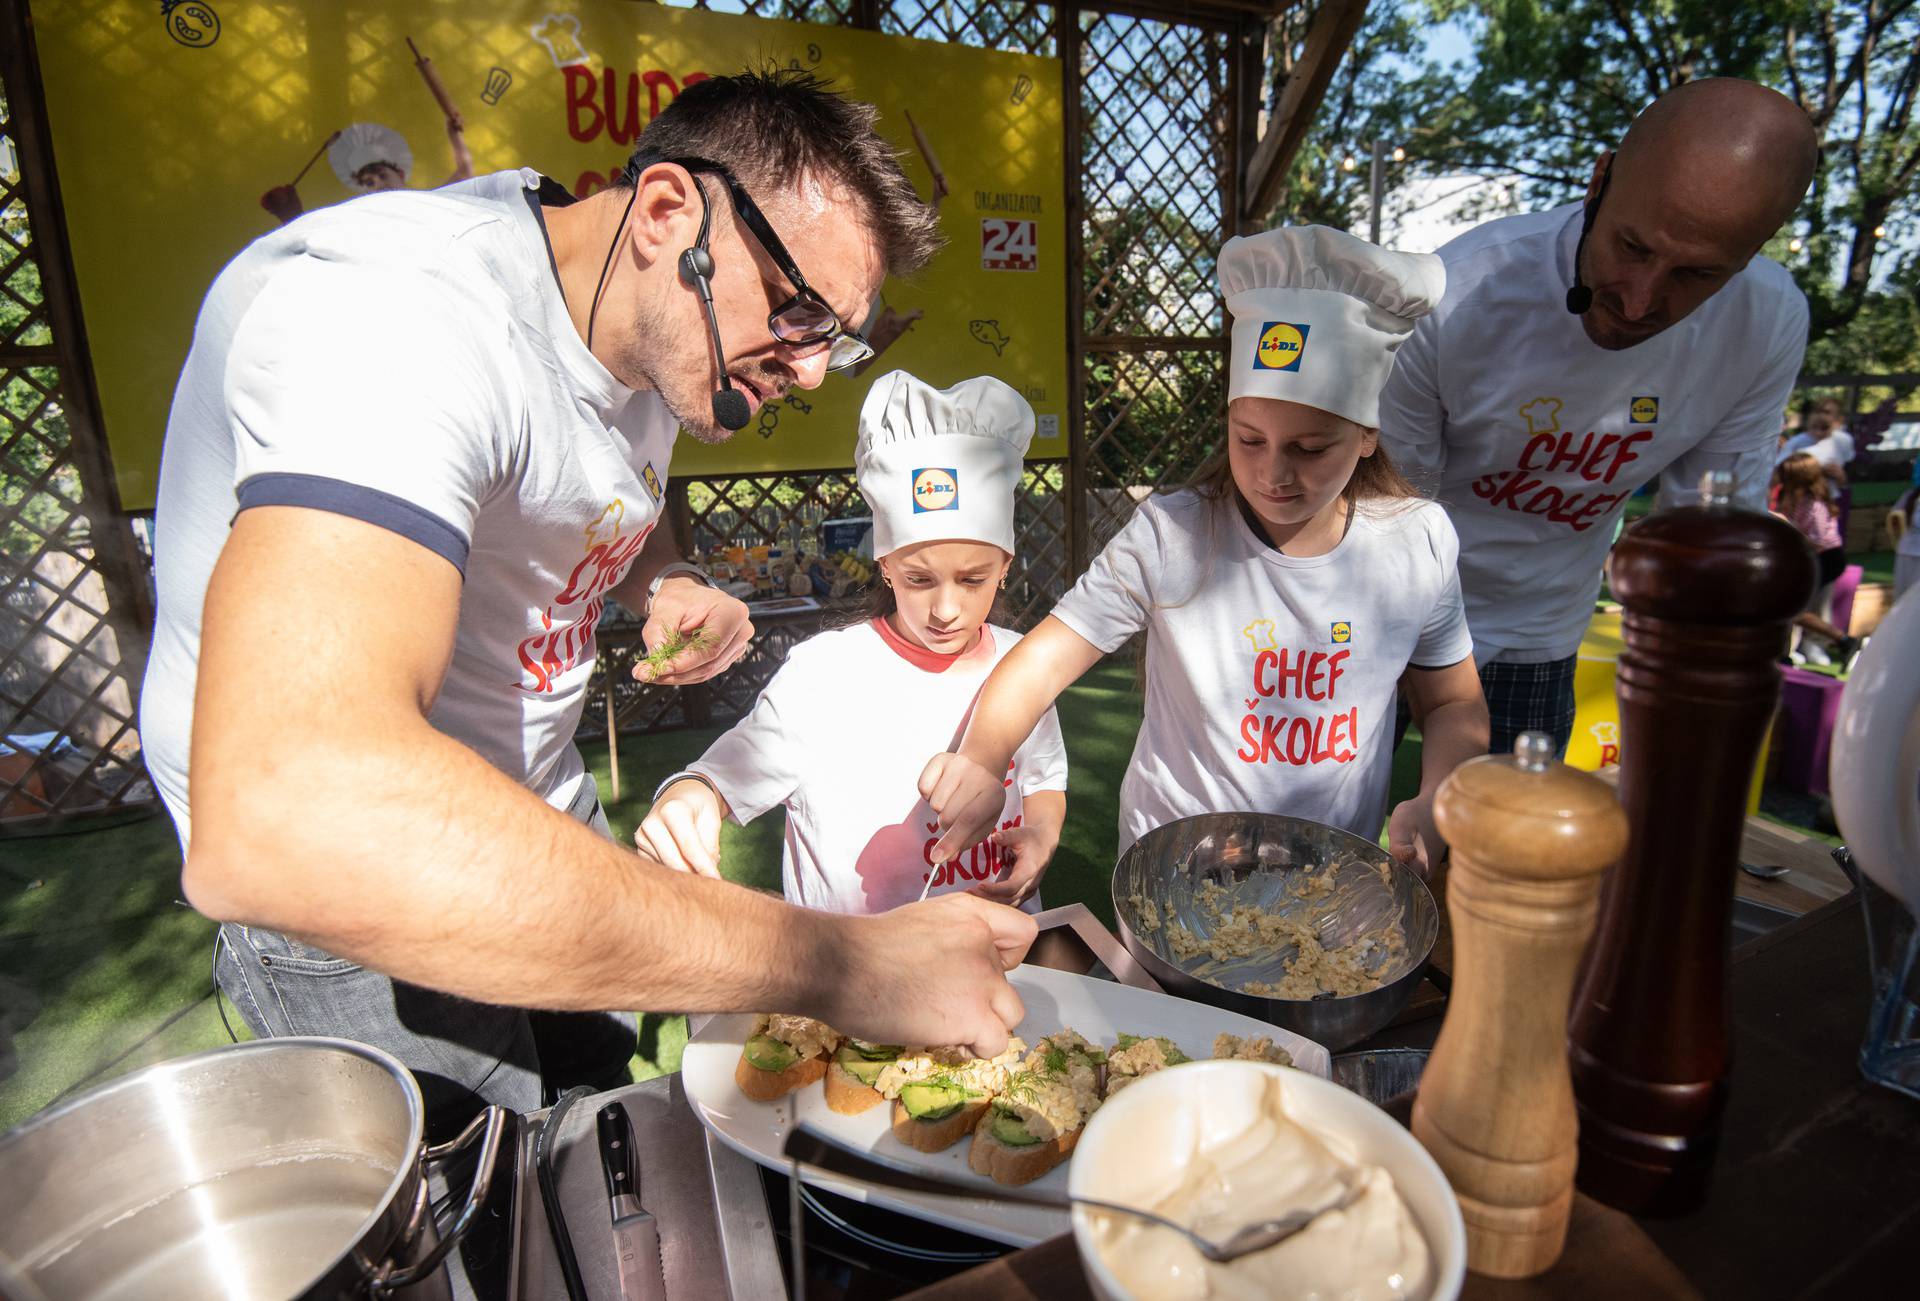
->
xmin=919 ymin=751 xmax=1010 ymax=861
xmin=972 ymin=825 xmax=1056 ymax=909
xmin=1387 ymin=793 xmax=1443 ymax=878
xmin=635 ymin=778 xmax=724 ymax=878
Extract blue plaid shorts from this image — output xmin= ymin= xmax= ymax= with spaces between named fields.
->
xmin=1480 ymin=655 xmax=1579 ymax=759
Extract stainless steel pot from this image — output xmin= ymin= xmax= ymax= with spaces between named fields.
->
xmin=1112 ymin=811 xmax=1440 ymax=1051
xmin=0 ymin=1037 xmax=506 ymax=1300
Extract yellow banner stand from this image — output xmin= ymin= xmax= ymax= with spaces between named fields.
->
xmin=31 ymin=1 xmax=1066 ymax=507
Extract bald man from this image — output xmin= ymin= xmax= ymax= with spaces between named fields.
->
xmin=1379 ymin=78 xmax=1818 ymax=756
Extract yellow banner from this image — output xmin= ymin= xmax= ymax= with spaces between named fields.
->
xmin=31 ymin=1 xmax=1066 ymax=507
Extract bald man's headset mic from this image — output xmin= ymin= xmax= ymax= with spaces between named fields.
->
xmin=1565 ymin=158 xmax=1613 ymax=315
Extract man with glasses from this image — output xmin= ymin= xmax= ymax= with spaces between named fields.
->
xmin=143 ymin=70 xmax=1039 ymax=1132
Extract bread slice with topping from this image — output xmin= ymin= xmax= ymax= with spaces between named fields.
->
xmin=735 ymin=1014 xmax=840 ymax=1102
xmin=824 ymin=1040 xmax=903 ymax=1115
xmin=1211 ymin=1031 xmax=1293 ymax=1067
xmin=877 ymin=1040 xmax=1027 ymax=1152
xmin=1103 ymin=1031 xmax=1192 ymax=1098
xmin=969 ymin=1030 xmax=1107 ymax=1185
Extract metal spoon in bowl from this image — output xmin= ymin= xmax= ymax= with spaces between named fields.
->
xmin=780 ymin=1128 xmax=1364 ymax=1265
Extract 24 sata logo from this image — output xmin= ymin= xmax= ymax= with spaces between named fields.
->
xmin=1254 ymin=322 xmax=1309 ymax=372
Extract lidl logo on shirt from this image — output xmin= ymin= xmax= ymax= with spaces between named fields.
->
xmin=911 ymin=467 xmax=960 ymax=513
xmin=1630 ymin=396 xmax=1659 ymax=423
xmin=642 ymin=462 xmax=662 ymax=502
xmin=1254 ymin=322 xmax=1309 ymax=372
xmin=1330 ymin=621 xmax=1352 ymax=644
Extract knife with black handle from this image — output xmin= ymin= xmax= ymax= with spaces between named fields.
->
xmin=596 ymin=1101 xmax=668 ymax=1301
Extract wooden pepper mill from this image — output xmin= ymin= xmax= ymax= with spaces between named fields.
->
xmin=1412 ymin=731 xmax=1628 ymax=1278
xmin=1569 ymin=471 xmax=1816 ymax=1215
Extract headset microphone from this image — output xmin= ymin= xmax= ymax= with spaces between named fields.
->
xmin=1565 ymin=159 xmax=1612 ymax=315
xmin=679 ymin=238 xmax=752 ymax=431
xmin=711 ymin=387 xmax=751 ymax=431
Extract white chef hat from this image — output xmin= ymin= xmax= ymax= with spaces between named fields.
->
xmin=1218 ymin=225 xmax=1445 ymax=427
xmin=856 ymin=370 xmax=1034 ymax=558
xmin=328 ymin=123 xmax=413 ymax=185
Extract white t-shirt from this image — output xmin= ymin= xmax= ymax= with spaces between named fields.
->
xmin=691 ymin=619 xmax=1069 ymax=914
xmin=1379 ymin=203 xmax=1809 ymax=664
xmin=143 ymin=170 xmax=677 ymax=847
xmin=1806 ymin=430 xmax=1857 ymax=469
xmin=1050 ymin=491 xmax=1472 ymax=854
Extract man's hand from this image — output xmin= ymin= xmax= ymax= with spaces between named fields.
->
xmin=919 ymin=752 xmax=1009 ymax=862
xmin=972 ymin=825 xmax=1055 ymax=908
xmin=638 ymin=579 xmax=753 ymax=684
xmin=1387 ymin=793 xmax=1440 ymax=878
xmin=635 ymin=778 xmax=724 ymax=878
xmin=824 ymin=894 xmax=1036 ymax=1057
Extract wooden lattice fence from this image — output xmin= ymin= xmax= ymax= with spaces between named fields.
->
xmin=1 ymin=4 xmax=157 ymax=826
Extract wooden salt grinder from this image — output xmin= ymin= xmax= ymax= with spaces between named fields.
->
xmin=1569 ymin=472 xmax=1815 ymax=1215
xmin=1412 ymin=732 xmax=1627 ymax=1279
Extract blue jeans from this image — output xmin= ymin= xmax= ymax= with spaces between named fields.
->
xmin=216 ymin=774 xmax=635 ymax=1137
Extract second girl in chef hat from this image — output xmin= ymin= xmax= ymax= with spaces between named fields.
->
xmin=637 ymin=371 xmax=1067 ymax=914
xmin=920 ymin=226 xmax=1489 ymax=873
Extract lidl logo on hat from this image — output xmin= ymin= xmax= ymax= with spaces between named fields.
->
xmin=911 ymin=467 xmax=960 ymax=513
xmin=641 ymin=462 xmax=662 ymax=502
xmin=1254 ymin=322 xmax=1310 ymax=372
xmin=1630 ymin=396 xmax=1659 ymax=424
xmin=1331 ymin=621 xmax=1352 ymax=644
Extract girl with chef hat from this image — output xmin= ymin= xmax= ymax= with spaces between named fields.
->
xmin=920 ymin=226 xmax=1489 ymax=872
xmin=637 ymin=371 xmax=1068 ymax=913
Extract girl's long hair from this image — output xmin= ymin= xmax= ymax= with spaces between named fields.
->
xmin=1775 ymin=451 xmax=1831 ymax=514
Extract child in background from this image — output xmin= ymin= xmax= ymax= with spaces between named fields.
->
xmin=919 ymin=226 xmax=1488 ymax=874
xmin=1775 ymin=451 xmax=1858 ymax=665
xmin=636 ymin=371 xmax=1067 ymax=913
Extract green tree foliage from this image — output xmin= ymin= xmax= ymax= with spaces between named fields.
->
xmin=1266 ymin=0 xmax=1920 ymax=375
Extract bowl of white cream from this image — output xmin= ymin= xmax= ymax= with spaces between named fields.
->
xmin=1070 ymin=1059 xmax=1464 ymax=1301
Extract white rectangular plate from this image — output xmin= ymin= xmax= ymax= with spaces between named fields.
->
xmin=680 ymin=964 xmax=1330 ymax=1247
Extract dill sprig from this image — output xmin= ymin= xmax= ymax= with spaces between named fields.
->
xmin=640 ymin=627 xmax=719 ymax=677
xmin=1002 ymin=1069 xmax=1042 ymax=1103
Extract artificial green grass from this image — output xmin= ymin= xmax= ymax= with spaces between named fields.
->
xmin=0 ymin=814 xmax=228 ymax=1129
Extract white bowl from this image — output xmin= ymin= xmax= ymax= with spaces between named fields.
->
xmin=1069 ymin=1060 xmax=1465 ymax=1301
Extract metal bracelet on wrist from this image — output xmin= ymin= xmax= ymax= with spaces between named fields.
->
xmin=644 ymin=562 xmax=711 ymax=617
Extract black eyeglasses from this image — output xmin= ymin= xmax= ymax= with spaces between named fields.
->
xmin=657 ymin=155 xmax=875 ymax=373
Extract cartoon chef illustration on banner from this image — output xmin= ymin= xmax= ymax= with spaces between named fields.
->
xmin=639 ymin=371 xmax=1069 ymax=913
xmin=259 ymin=37 xmax=475 ymax=224
xmin=918 ymin=226 xmax=1490 ymax=875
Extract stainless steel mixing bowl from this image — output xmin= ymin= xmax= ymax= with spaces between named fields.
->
xmin=1112 ymin=812 xmax=1440 ymax=1052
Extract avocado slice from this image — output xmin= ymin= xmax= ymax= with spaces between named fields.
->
xmin=989 ymin=1109 xmax=1044 ymax=1146
xmin=743 ymin=1033 xmax=799 ymax=1073
xmin=898 ymin=1080 xmax=970 ymax=1120
xmin=851 ymin=1041 xmax=903 ymax=1061
xmin=835 ymin=1044 xmax=888 ymax=1085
